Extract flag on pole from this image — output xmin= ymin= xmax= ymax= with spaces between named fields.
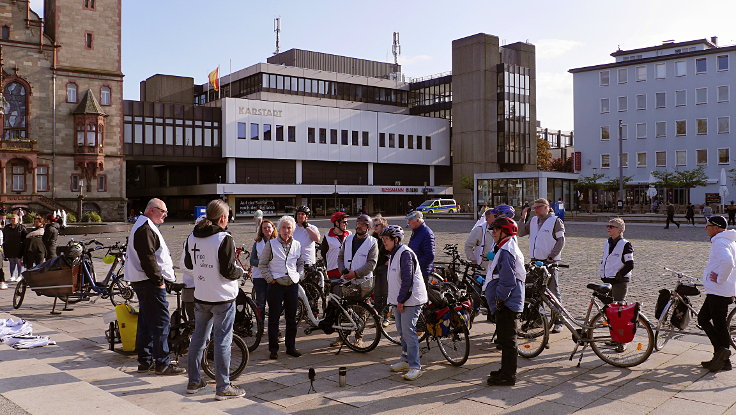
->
xmin=208 ymin=67 xmax=220 ymax=91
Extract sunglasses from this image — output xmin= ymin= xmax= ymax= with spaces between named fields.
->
xmin=606 ymin=225 xmax=618 ymax=229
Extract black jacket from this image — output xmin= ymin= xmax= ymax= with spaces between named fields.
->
xmin=43 ymin=222 xmax=60 ymax=260
xmin=23 ymin=227 xmax=47 ymax=267
xmin=3 ymin=223 xmax=27 ymax=258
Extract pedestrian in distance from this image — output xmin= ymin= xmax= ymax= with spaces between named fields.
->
xmin=406 ymin=210 xmax=435 ymax=283
xmin=383 ymin=225 xmax=428 ymax=381
xmin=182 ymin=199 xmax=246 ymax=400
xmin=0 ymin=229 xmax=6 ymax=290
xmin=249 ymin=219 xmax=277 ymax=329
xmin=664 ymin=201 xmax=680 ymax=229
xmin=599 ymin=218 xmax=634 ymax=302
xmin=124 ymin=198 xmax=185 ymax=376
xmin=685 ymin=203 xmax=696 ymax=227
xmin=484 ymin=217 xmax=526 ymax=386
xmin=727 ymin=201 xmax=736 ymax=226
xmin=253 ymin=209 xmax=264 ymax=233
xmin=3 ymin=213 xmax=26 ymax=281
xmin=23 ymin=215 xmax=46 ymax=269
xmin=699 ymin=216 xmax=736 ymax=372
xmin=555 ymin=198 xmax=566 ymax=221
xmin=0 ymin=208 xmax=7 ymax=228
xmin=703 ymin=204 xmax=714 ymax=223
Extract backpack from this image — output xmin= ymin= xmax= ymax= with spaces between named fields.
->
xmin=604 ymin=302 xmax=640 ymax=344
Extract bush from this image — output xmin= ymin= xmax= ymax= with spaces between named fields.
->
xmin=81 ymin=211 xmax=102 ymax=223
xmin=65 ymin=212 xmax=77 ymax=223
xmin=22 ymin=211 xmax=37 ymax=224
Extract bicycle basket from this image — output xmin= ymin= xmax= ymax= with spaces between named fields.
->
xmin=675 ymin=283 xmax=700 ymax=297
xmin=524 ymin=265 xmax=549 ymax=298
xmin=426 ymin=306 xmax=451 ymax=338
xmin=341 ymin=279 xmax=374 ymax=301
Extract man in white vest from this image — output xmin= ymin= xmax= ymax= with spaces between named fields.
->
xmin=519 ymin=198 xmax=566 ymax=333
xmin=598 ymin=218 xmax=634 ymax=302
xmin=124 ymin=198 xmax=184 ymax=375
xmin=465 ymin=204 xmax=516 ymax=270
xmin=293 ymin=205 xmax=320 ymax=265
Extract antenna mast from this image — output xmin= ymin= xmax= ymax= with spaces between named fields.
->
xmin=274 ymin=17 xmax=281 ymax=55
xmin=392 ymin=32 xmax=401 ymax=67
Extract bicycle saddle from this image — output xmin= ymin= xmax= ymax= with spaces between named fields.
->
xmin=586 ymin=283 xmax=612 ymax=294
xmin=167 ymin=282 xmax=187 ymax=293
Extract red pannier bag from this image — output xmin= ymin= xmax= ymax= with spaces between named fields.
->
xmin=604 ymin=302 xmax=640 ymax=344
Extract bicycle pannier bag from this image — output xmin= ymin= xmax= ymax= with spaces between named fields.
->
xmin=427 ymin=306 xmax=451 ymax=338
xmin=604 ymin=302 xmax=640 ymax=344
xmin=670 ymin=297 xmax=691 ymax=330
xmin=654 ymin=289 xmax=671 ymax=319
xmin=675 ymin=283 xmax=700 ymax=297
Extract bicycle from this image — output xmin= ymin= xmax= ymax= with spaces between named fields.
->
xmin=655 ymin=267 xmax=736 ymax=351
xmin=516 ymin=262 xmax=655 ymax=368
xmin=418 ymin=282 xmax=472 ymax=366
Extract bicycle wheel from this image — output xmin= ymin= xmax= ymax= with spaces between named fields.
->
xmin=12 ymin=279 xmax=26 ymax=309
xmin=417 ymin=308 xmax=429 ymax=343
xmin=654 ymin=300 xmax=676 ymax=351
xmin=202 ymin=333 xmax=249 ymax=381
xmin=337 ymin=302 xmax=381 ymax=352
xmin=517 ymin=302 xmax=549 ymax=358
xmin=728 ymin=306 xmax=736 ymax=350
xmin=381 ymin=306 xmax=401 ymax=345
xmin=108 ymin=276 xmax=135 ymax=306
xmin=437 ymin=312 xmax=470 ymax=366
xmin=589 ymin=311 xmax=654 ymax=367
xmin=234 ymin=295 xmax=263 ymax=352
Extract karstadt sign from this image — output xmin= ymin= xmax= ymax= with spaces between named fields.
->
xmin=238 ymin=107 xmax=283 ymax=117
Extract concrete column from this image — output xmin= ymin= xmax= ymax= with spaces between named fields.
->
xmin=226 ymin=158 xmax=236 ymax=184
xmin=367 ymin=163 xmax=374 ymax=185
xmin=429 ymin=165 xmax=435 ymax=186
xmin=32 ymin=166 xmax=37 ymax=194
xmin=295 ymin=160 xmax=302 ymax=184
xmin=1 ymin=164 xmax=6 ymax=194
xmin=538 ymin=175 xmax=547 ymax=200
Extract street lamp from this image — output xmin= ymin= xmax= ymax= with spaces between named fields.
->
xmin=77 ymin=179 xmax=85 ymax=220
xmin=618 ymin=120 xmax=624 ymax=213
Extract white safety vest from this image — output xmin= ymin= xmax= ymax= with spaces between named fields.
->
xmin=268 ymin=238 xmax=302 ymax=284
xmin=483 ymin=236 xmax=527 ymax=292
xmin=251 ymin=239 xmax=266 ymax=279
xmin=529 ymin=215 xmax=562 ymax=261
xmin=124 ymin=216 xmax=176 ymax=283
xmin=472 ymin=223 xmax=493 ymax=267
xmin=599 ymin=238 xmax=632 ymax=280
xmin=387 ymin=244 xmax=428 ymax=307
xmin=293 ymin=224 xmax=318 ymax=265
xmin=343 ymin=234 xmax=377 ymax=281
xmin=325 ymin=231 xmax=350 ymax=271
xmin=557 ymin=202 xmax=565 ymax=211
xmin=185 ymin=232 xmax=240 ymax=302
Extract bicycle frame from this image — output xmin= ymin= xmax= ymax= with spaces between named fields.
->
xmin=300 ymin=283 xmax=364 ymax=332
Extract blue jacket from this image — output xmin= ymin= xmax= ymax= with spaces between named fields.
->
xmin=408 ymin=223 xmax=435 ymax=277
xmin=484 ymin=249 xmax=525 ymax=313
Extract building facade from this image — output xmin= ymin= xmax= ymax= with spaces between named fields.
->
xmin=0 ymin=0 xmax=125 ymax=220
xmin=571 ymin=38 xmax=735 ymax=205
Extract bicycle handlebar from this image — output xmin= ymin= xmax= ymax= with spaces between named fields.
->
xmin=663 ymin=267 xmax=698 ymax=282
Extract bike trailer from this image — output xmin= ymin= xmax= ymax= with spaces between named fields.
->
xmin=115 ymin=304 xmax=138 ymax=352
xmin=604 ymin=302 xmax=640 ymax=344
xmin=22 ymin=256 xmax=80 ymax=297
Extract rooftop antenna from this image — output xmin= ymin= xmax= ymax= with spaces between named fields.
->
xmin=273 ymin=17 xmax=281 ymax=55
xmin=392 ymin=32 xmax=401 ymax=67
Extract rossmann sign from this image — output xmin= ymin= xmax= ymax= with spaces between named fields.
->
xmin=381 ymin=187 xmax=435 ymax=193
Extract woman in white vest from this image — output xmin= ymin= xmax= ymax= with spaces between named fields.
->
xmin=483 ymin=217 xmax=526 ymax=387
xmin=382 ymin=225 xmax=428 ymax=382
xmin=249 ymin=219 xmax=277 ymax=326
xmin=258 ymin=215 xmax=304 ymax=360
xmin=599 ymin=218 xmax=634 ymax=302
xmin=320 ymin=211 xmax=351 ymax=279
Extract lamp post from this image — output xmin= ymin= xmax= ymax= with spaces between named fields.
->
xmin=77 ymin=179 xmax=85 ymax=220
xmin=618 ymin=120 xmax=624 ymax=213
xmin=333 ymin=179 xmax=338 ymax=213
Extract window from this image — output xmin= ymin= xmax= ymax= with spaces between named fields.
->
xmin=263 ymin=124 xmax=271 ymax=141
xmin=70 ymin=174 xmax=80 ymax=192
xmin=318 ymin=128 xmax=326 ymax=144
xmin=620 ymin=153 xmax=629 ymax=168
xmin=676 ymin=120 xmax=687 ymax=136
xmin=426 ymin=136 xmax=432 ymax=150
xmin=362 ymin=131 xmax=369 ymax=146
xmin=636 ymin=123 xmax=646 ymax=139
xmin=97 ymin=175 xmax=107 ymax=192
xmin=618 ymin=96 xmax=627 ymax=111
xmin=36 ymin=166 xmax=49 ymax=192
xmin=635 ymin=65 xmax=646 ymax=81
xmin=719 ymin=148 xmax=730 ymax=164
xmin=719 ymin=116 xmax=730 ymax=134
xmin=655 ymin=92 xmax=666 ymax=108
xmin=620 ymin=124 xmax=628 ymax=140
xmin=379 ymin=132 xmax=386 ymax=147
xmin=306 ymin=127 xmax=315 ymax=143
xmin=86 ymin=123 xmax=96 ymax=146
xmin=697 ymin=118 xmax=708 ymax=135
xmin=718 ymin=85 xmax=729 ymax=102
xmin=11 ymin=165 xmax=24 ymax=191
xmin=600 ymin=154 xmax=610 ymax=168
xmin=67 ymin=83 xmax=78 ymax=103
xmin=600 ymin=98 xmax=610 ymax=113
xmin=275 ymin=125 xmax=284 ymax=141
xmin=696 ymin=87 xmax=707 ymax=104
xmin=601 ymin=126 xmax=610 ymax=140
xmin=675 ymin=90 xmax=686 ymax=106
xmin=655 ymin=63 xmax=666 ymax=79
xmin=288 ymin=126 xmax=296 ymax=142
xmin=675 ymin=60 xmax=687 ymax=76
xmin=637 ymin=152 xmax=647 ymax=167
xmin=407 ymin=134 xmax=414 ymax=149
xmin=341 ymin=130 xmax=348 ymax=145
xmin=656 ymin=121 xmax=667 ymax=138
xmin=617 ymin=68 xmax=627 ymax=84
xmin=4 ymin=82 xmax=27 ymax=139
xmin=676 ymin=150 xmax=687 ymax=166
xmin=330 ymin=129 xmax=337 ymax=144
xmin=636 ymin=94 xmax=646 ymax=110
xmin=250 ymin=123 xmax=259 ymax=140
xmin=388 ymin=133 xmax=395 ymax=148
xmin=416 ymin=136 xmax=423 ymax=149
xmin=83 ymin=0 xmax=96 ymax=9
xmin=398 ymin=134 xmax=404 ymax=148
xmin=600 ymin=70 xmax=610 ymax=86
xmin=237 ymin=122 xmax=246 ymax=139
xmin=100 ymin=86 xmax=111 ymax=106
xmin=352 ymin=131 xmax=359 ymax=146
xmin=656 ymin=151 xmax=667 ymax=167
xmin=1 ymin=25 xmax=9 ymax=40
xmin=85 ymin=32 xmax=93 ymax=49
xmin=697 ymin=149 xmax=708 ymax=165
xmin=696 ymin=58 xmax=707 ymax=74
xmin=718 ymin=55 xmax=729 ymax=71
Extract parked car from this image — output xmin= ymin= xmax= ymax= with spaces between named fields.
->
xmin=416 ymin=198 xmax=460 ymax=214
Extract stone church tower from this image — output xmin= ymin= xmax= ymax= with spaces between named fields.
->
xmin=0 ymin=0 xmax=124 ymax=220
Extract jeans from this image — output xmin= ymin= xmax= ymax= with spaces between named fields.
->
xmin=373 ymin=266 xmax=388 ymax=316
xmin=188 ymin=301 xmax=236 ymax=392
xmin=698 ymin=294 xmax=733 ymax=352
xmin=267 ymin=282 xmax=298 ymax=352
xmin=496 ymin=305 xmax=520 ymax=377
xmin=131 ymin=281 xmax=171 ymax=368
xmin=8 ymin=258 xmax=23 ymax=278
xmin=394 ymin=304 xmax=422 ymax=370
xmin=252 ymin=278 xmax=269 ymax=326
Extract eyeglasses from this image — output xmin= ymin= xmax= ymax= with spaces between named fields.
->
xmin=606 ymin=225 xmax=617 ymax=229
xmin=340 ymin=220 xmax=348 ymax=224
xmin=154 ymin=207 xmax=168 ymax=214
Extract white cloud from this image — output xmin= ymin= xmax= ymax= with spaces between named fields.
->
xmin=535 ymin=39 xmax=583 ymax=60
xmin=536 ymin=71 xmax=574 ymax=130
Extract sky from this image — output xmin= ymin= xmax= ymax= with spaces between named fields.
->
xmin=29 ymin=0 xmax=736 ymax=131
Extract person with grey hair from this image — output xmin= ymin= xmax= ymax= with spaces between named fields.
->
xmin=259 ymin=215 xmax=305 ymax=360
xmin=406 ymin=210 xmax=435 ymax=282
xmin=599 ymin=218 xmax=634 ymax=302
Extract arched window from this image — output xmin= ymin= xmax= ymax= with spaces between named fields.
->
xmin=76 ymin=123 xmax=85 ymax=146
xmin=4 ymin=82 xmax=27 ymax=139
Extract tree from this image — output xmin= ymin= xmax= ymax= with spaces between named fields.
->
xmin=652 ymin=167 xmax=707 ymax=204
xmin=537 ymin=138 xmax=552 ymax=171
xmin=459 ymin=176 xmax=474 ymax=191
xmin=574 ymin=173 xmax=605 ymax=213
xmin=601 ymin=176 xmax=632 ymax=192
xmin=550 ymin=156 xmax=573 ymax=173
xmin=651 ymin=170 xmax=678 ymax=188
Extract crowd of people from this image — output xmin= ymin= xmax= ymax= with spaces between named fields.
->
xmin=0 ymin=210 xmax=61 ymax=290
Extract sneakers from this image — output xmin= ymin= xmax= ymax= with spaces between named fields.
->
xmin=0 ymin=282 xmax=7 ymax=290
xmin=382 ymin=318 xmax=391 ymax=328
xmin=137 ymin=362 xmax=154 ymax=373
xmin=215 ymin=384 xmax=246 ymax=401
xmin=186 ymin=379 xmax=207 ymax=394
xmin=390 ymin=361 xmax=410 ymax=373
xmin=353 ymin=338 xmax=365 ymax=349
xmin=155 ymin=363 xmax=186 ymax=375
xmin=402 ymin=368 xmax=423 ymax=381
xmin=551 ymin=324 xmax=563 ymax=334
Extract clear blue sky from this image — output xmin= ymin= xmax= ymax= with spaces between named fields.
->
xmin=30 ymin=1 xmax=736 ymax=130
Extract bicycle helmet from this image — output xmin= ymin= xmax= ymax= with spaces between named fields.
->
xmin=491 ymin=217 xmax=518 ymax=236
xmin=380 ymin=224 xmax=404 ymax=241
xmin=66 ymin=241 xmax=83 ymax=259
xmin=330 ymin=211 xmax=348 ymax=225
xmin=356 ymin=213 xmax=371 ymax=224
xmin=489 ymin=204 xmax=515 ymax=219
xmin=295 ymin=205 xmax=311 ymax=216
